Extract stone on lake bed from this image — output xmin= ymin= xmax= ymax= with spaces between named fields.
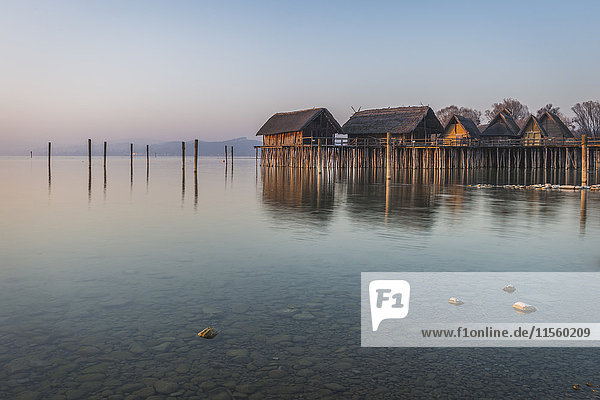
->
xmin=226 ymin=349 xmax=249 ymax=358
xmin=502 ymin=284 xmax=516 ymax=293
xmin=268 ymin=369 xmax=287 ymax=379
xmin=152 ymin=342 xmax=171 ymax=352
xmin=15 ymin=391 xmax=41 ymax=400
xmin=292 ymin=312 xmax=315 ymax=321
xmin=202 ymin=306 xmax=224 ymax=315
xmin=77 ymin=345 xmax=101 ymax=355
xmin=235 ymin=384 xmax=256 ymax=394
xmin=175 ymin=364 xmax=189 ymax=374
xmin=324 ymin=383 xmax=346 ymax=392
xmin=231 ymin=304 xmax=249 ymax=314
xmin=513 ymin=302 xmax=537 ymax=313
xmin=129 ymin=342 xmax=145 ymax=354
xmin=198 ymin=327 xmax=219 ymax=339
xmin=153 ymin=380 xmax=178 ymax=395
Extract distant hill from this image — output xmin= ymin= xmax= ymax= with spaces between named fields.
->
xmin=16 ymin=137 xmax=261 ymax=157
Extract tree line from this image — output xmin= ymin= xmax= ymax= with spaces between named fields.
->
xmin=436 ymin=99 xmax=600 ymax=138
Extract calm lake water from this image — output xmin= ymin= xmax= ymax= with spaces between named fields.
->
xmin=1 ymin=156 xmax=600 ymax=399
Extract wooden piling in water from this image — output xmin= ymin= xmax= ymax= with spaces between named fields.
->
xmin=130 ymin=143 xmax=133 ymax=175
xmin=103 ymin=141 xmax=107 ymax=168
xmin=225 ymin=145 xmax=228 ymax=164
xmin=581 ymin=134 xmax=588 ymax=186
xmin=48 ymin=142 xmax=51 ymax=171
xmin=146 ymin=145 xmax=149 ymax=169
xmin=231 ymin=146 xmax=234 ymax=166
xmin=317 ymin=139 xmax=322 ymax=174
xmin=88 ymin=139 xmax=92 ymax=167
xmin=386 ymin=132 xmax=391 ymax=180
xmin=194 ymin=139 xmax=198 ymax=173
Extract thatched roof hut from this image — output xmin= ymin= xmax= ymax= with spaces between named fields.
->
xmin=481 ymin=110 xmax=520 ymax=139
xmin=256 ymin=108 xmax=343 ymax=146
xmin=342 ymin=106 xmax=443 ymax=140
xmin=443 ymin=115 xmax=481 ymax=139
xmin=519 ymin=112 xmax=573 ymax=145
xmin=538 ymin=112 xmax=573 ymax=138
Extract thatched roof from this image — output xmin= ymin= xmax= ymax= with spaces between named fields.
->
xmin=539 ymin=112 xmax=574 ymax=138
xmin=518 ymin=115 xmax=547 ymax=137
xmin=481 ymin=111 xmax=520 ymax=137
xmin=342 ymin=106 xmax=442 ymax=135
xmin=256 ymin=108 xmax=343 ymax=136
xmin=445 ymin=115 xmax=481 ymax=138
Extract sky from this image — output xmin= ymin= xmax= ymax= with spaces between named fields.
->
xmin=1 ymin=0 xmax=599 ymax=150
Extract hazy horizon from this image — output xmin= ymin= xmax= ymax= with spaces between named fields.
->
xmin=1 ymin=0 xmax=599 ymax=150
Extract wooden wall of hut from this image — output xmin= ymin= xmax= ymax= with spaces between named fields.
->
xmin=259 ymin=144 xmax=599 ymax=173
xmin=263 ymin=131 xmax=303 ymax=146
xmin=444 ymin=123 xmax=469 ymax=140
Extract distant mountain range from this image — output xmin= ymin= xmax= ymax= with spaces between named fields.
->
xmin=13 ymin=137 xmax=262 ymax=157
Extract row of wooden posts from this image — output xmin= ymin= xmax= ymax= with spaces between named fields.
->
xmin=259 ymin=133 xmax=596 ymax=186
xmin=46 ymin=139 xmax=235 ymax=175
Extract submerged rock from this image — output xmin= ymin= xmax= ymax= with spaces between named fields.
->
xmin=502 ymin=284 xmax=516 ymax=293
xmin=513 ymin=302 xmax=537 ymax=313
xmin=154 ymin=380 xmax=178 ymax=395
xmin=197 ymin=327 xmax=219 ymax=339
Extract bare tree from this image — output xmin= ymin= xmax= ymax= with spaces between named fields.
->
xmin=536 ymin=104 xmax=560 ymax=118
xmin=536 ymin=104 xmax=570 ymax=125
xmin=436 ymin=105 xmax=482 ymax=126
xmin=485 ymin=98 xmax=529 ymax=125
xmin=572 ymin=101 xmax=600 ymax=138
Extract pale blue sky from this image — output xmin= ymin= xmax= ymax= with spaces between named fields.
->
xmin=1 ymin=0 xmax=599 ymax=147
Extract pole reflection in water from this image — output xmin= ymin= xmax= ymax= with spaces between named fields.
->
xmin=580 ymin=190 xmax=587 ymax=235
xmin=88 ymin=165 xmax=92 ymax=204
xmin=103 ymin=165 xmax=107 ymax=201
xmin=181 ymin=166 xmax=185 ymax=207
xmin=194 ymin=171 xmax=198 ymax=211
xmin=385 ymin=177 xmax=390 ymax=225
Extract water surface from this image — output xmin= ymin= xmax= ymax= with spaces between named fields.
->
xmin=1 ymin=157 xmax=600 ymax=399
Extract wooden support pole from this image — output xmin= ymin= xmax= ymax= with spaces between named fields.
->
xmin=48 ymin=142 xmax=51 ymax=171
xmin=103 ymin=141 xmax=107 ymax=168
xmin=317 ymin=139 xmax=322 ymax=174
xmin=225 ymin=145 xmax=228 ymax=164
xmin=194 ymin=139 xmax=198 ymax=173
xmin=582 ymin=134 xmax=588 ymax=186
xmin=146 ymin=144 xmax=149 ymax=169
xmin=130 ymin=143 xmax=133 ymax=170
xmin=386 ymin=132 xmax=391 ymax=180
xmin=231 ymin=145 xmax=234 ymax=166
xmin=88 ymin=138 xmax=92 ymax=167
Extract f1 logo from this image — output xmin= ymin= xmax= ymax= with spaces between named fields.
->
xmin=369 ymin=280 xmax=410 ymax=331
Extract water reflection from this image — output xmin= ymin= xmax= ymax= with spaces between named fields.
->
xmin=261 ymin=167 xmax=335 ymax=227
xmin=260 ymin=167 xmax=594 ymax=235
xmin=88 ymin=165 xmax=92 ymax=204
xmin=194 ymin=171 xmax=198 ymax=210
xmin=581 ymin=190 xmax=587 ymax=234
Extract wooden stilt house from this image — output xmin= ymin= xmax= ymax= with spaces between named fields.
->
xmin=520 ymin=112 xmax=573 ymax=145
xmin=480 ymin=109 xmax=520 ymax=141
xmin=442 ymin=115 xmax=481 ymax=144
xmin=256 ymin=108 xmax=343 ymax=146
xmin=342 ymin=106 xmax=444 ymax=141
